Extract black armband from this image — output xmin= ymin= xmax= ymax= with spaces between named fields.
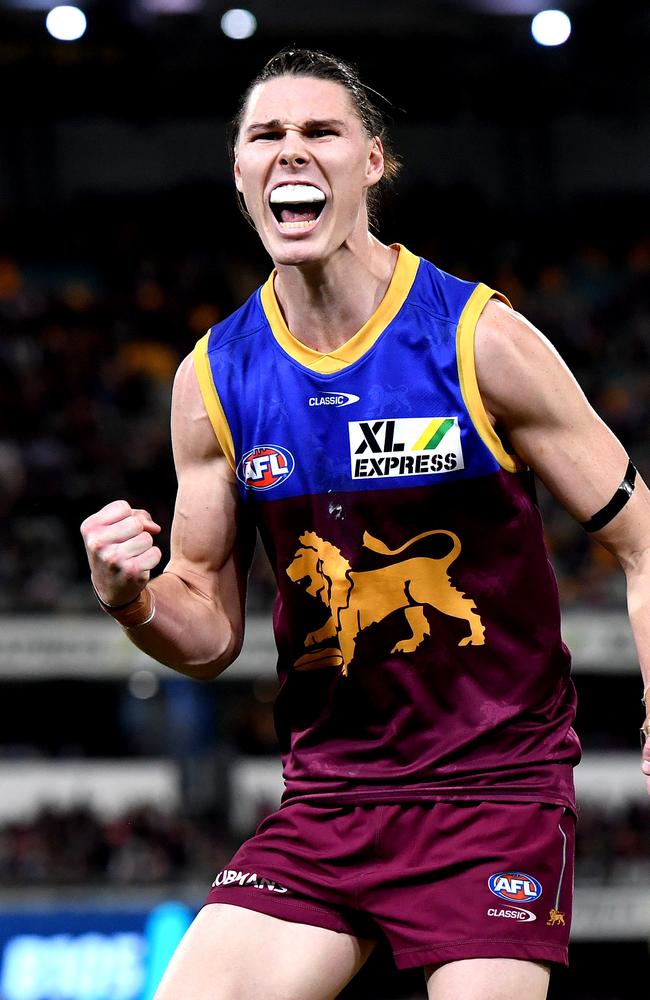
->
xmin=580 ymin=460 xmax=637 ymax=533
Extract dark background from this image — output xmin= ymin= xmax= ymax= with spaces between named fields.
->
xmin=0 ymin=1 xmax=649 ymax=997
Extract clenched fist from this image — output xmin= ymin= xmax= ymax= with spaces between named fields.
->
xmin=81 ymin=499 xmax=162 ymax=606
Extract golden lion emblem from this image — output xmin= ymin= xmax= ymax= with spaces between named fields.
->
xmin=286 ymin=528 xmax=484 ymax=675
xmin=546 ymin=909 xmax=566 ymax=927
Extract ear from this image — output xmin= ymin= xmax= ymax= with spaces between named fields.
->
xmin=365 ymin=136 xmax=385 ymax=188
xmin=234 ymin=153 xmax=243 ymax=193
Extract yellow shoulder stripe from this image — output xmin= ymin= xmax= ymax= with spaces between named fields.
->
xmin=456 ymin=284 xmax=520 ymax=473
xmin=192 ymin=332 xmax=236 ymax=472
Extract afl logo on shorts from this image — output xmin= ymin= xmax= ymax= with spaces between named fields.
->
xmin=237 ymin=444 xmax=295 ymax=490
xmin=488 ymin=872 xmax=542 ymax=902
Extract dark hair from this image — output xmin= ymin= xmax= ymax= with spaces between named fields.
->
xmin=228 ymin=47 xmax=401 ymax=229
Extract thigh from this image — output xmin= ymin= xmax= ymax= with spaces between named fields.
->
xmin=153 ymin=902 xmax=374 ymax=1000
xmin=425 ymin=957 xmax=550 ymax=1000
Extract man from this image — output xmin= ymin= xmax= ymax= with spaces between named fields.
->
xmin=81 ymin=49 xmax=650 ymax=1000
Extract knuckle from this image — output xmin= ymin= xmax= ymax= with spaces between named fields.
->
xmin=104 ymin=544 xmax=124 ymax=570
xmin=85 ymin=535 xmax=100 ymax=556
xmin=110 ymin=499 xmax=131 ymax=516
xmin=81 ymin=513 xmax=99 ymax=536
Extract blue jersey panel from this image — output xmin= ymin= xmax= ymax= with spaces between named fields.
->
xmin=204 ymin=255 xmax=502 ymax=502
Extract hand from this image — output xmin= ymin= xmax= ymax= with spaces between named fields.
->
xmin=81 ymin=500 xmax=162 ymax=606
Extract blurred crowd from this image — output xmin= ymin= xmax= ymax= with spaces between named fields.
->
xmin=1 ymin=183 xmax=649 ymax=613
xmin=1 ymin=799 xmax=647 ymax=887
xmin=0 ymin=804 xmax=230 ymax=887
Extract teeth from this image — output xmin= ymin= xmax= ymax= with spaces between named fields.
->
xmin=278 ymin=220 xmax=317 ymax=230
xmin=270 ymin=184 xmax=325 ymax=204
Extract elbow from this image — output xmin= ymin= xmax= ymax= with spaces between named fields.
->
xmin=184 ymin=629 xmax=244 ymax=681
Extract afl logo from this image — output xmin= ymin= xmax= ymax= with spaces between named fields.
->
xmin=488 ymin=872 xmax=542 ymax=903
xmin=237 ymin=444 xmax=295 ymax=491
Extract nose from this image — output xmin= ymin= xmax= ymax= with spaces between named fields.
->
xmin=281 ymin=152 xmax=307 ymax=166
xmin=278 ymin=128 xmax=309 ymax=167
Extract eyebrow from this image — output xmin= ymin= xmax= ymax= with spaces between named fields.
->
xmin=245 ymin=118 xmax=347 ymax=135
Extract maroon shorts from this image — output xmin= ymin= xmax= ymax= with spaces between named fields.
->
xmin=205 ymin=799 xmax=575 ymax=970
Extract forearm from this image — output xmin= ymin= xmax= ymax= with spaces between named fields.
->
xmin=104 ymin=570 xmax=243 ymax=680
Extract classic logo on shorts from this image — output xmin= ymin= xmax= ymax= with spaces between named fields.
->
xmin=212 ymin=869 xmax=288 ymax=893
xmin=488 ymin=871 xmax=542 ymax=902
xmin=237 ymin=444 xmax=295 ymax=490
xmin=487 ymin=906 xmax=536 ymax=922
xmin=348 ymin=417 xmax=464 ymax=479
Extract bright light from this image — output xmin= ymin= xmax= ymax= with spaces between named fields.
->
xmin=45 ymin=5 xmax=87 ymax=41
xmin=531 ymin=9 xmax=571 ymax=47
xmin=220 ymin=8 xmax=257 ymax=40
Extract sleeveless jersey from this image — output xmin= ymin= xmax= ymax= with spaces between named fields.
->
xmin=194 ymin=244 xmax=581 ymax=810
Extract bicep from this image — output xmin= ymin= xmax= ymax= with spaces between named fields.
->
xmin=165 ymin=354 xmax=253 ymax=618
xmin=475 ymin=300 xmax=649 ymax=559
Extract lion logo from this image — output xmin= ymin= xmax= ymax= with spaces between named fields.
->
xmin=286 ymin=528 xmax=485 ymax=675
xmin=546 ymin=909 xmax=566 ymax=927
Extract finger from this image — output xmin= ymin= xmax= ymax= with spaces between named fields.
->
xmin=111 ymin=532 xmax=159 ymax=561
xmin=132 ymin=509 xmax=162 ymax=534
xmin=81 ymin=500 xmax=134 ymax=537
xmin=93 ymin=515 xmax=155 ymax=547
xmin=126 ymin=546 xmax=162 ymax=575
xmin=96 ymin=500 xmax=135 ymax=525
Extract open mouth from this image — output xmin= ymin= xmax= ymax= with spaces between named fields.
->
xmin=269 ymin=183 xmax=326 ymax=231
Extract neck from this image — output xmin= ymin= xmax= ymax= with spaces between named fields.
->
xmin=273 ymin=235 xmax=398 ymax=353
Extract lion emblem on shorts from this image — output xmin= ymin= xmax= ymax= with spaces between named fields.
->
xmin=286 ymin=528 xmax=485 ymax=675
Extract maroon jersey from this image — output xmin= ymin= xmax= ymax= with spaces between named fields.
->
xmin=194 ymin=246 xmax=581 ymax=810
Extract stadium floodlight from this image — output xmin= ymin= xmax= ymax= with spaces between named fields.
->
xmin=221 ymin=8 xmax=257 ymax=40
xmin=45 ymin=5 xmax=87 ymax=40
xmin=531 ymin=9 xmax=572 ymax=47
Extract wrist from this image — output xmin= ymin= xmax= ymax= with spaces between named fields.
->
xmin=93 ymin=583 xmax=156 ymax=629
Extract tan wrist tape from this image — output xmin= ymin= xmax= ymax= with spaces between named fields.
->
xmin=94 ymin=586 xmax=156 ymax=629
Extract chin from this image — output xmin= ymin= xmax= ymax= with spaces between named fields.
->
xmin=267 ymin=235 xmax=328 ymax=268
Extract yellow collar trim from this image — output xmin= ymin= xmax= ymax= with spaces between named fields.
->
xmin=259 ymin=244 xmax=420 ymax=374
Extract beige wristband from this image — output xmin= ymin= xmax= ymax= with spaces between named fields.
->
xmin=93 ymin=585 xmax=156 ymax=629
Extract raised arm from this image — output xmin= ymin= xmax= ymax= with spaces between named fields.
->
xmin=475 ymin=299 xmax=650 ymax=793
xmin=81 ymin=353 xmax=253 ymax=679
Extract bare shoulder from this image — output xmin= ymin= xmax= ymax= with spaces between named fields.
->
xmin=474 ymin=297 xmax=577 ymax=430
xmin=473 ymin=297 xmax=636 ymax=527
